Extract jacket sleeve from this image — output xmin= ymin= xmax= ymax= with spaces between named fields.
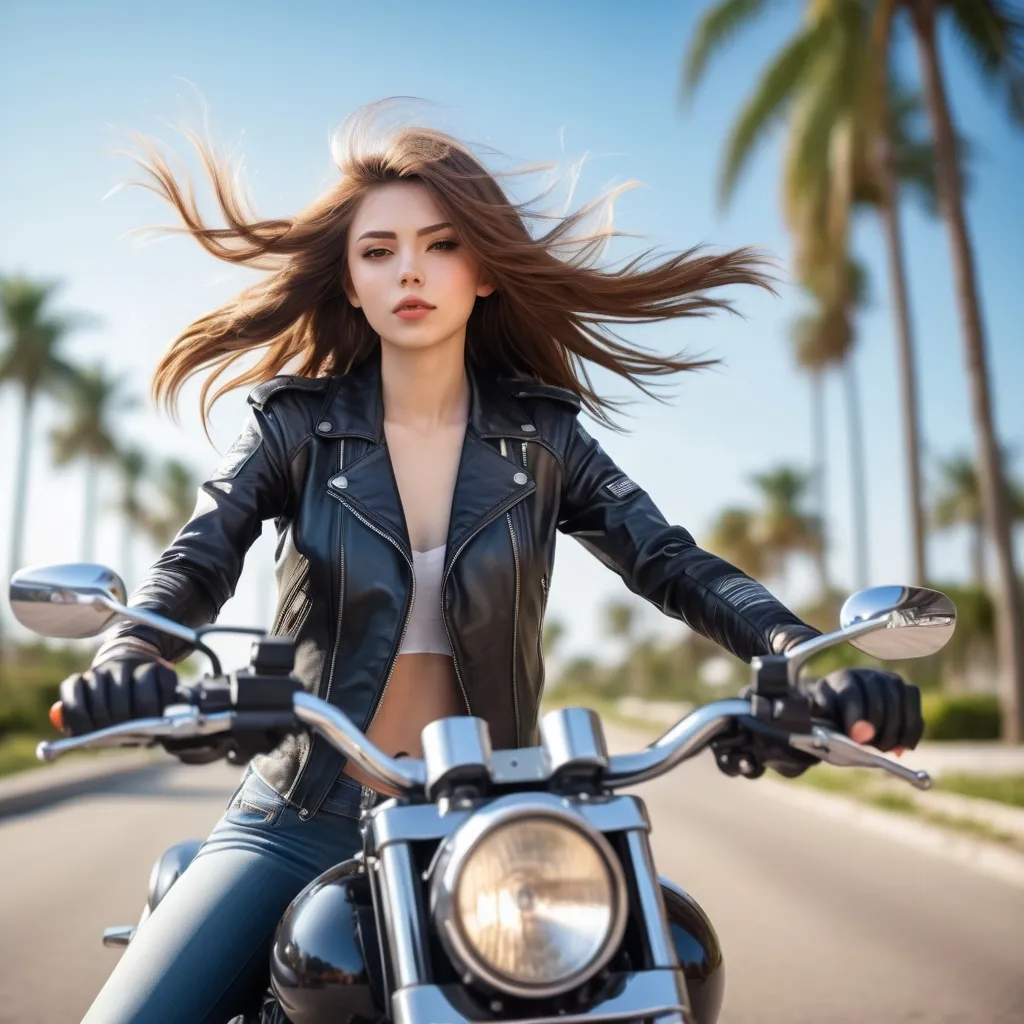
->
xmin=95 ymin=402 xmax=298 ymax=665
xmin=557 ymin=418 xmax=820 ymax=662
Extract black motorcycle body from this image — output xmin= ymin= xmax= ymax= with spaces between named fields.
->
xmin=142 ymin=832 xmax=725 ymax=1024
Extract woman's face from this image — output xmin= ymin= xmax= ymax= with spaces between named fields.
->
xmin=345 ymin=181 xmax=494 ymax=353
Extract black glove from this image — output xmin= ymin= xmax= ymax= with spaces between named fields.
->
xmin=162 ymin=729 xmax=286 ymax=767
xmin=809 ymin=668 xmax=924 ymax=752
xmin=58 ymin=658 xmax=180 ymax=736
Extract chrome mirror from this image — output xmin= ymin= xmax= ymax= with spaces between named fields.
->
xmin=9 ymin=563 xmax=129 ymax=639
xmin=840 ymin=585 xmax=957 ymax=659
xmin=8 ymin=562 xmax=200 ymax=649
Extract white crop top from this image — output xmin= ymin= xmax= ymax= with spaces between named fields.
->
xmin=401 ymin=545 xmax=452 ymax=656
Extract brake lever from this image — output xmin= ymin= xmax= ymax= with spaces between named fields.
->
xmin=788 ymin=725 xmax=932 ymax=790
xmin=36 ymin=705 xmax=237 ymax=762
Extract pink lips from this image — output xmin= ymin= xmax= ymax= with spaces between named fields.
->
xmin=393 ymin=297 xmax=435 ymax=320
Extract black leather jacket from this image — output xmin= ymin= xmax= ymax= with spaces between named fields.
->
xmin=106 ymin=352 xmax=819 ymax=817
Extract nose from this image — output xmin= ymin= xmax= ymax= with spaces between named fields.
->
xmin=398 ymin=265 xmax=423 ymax=288
xmin=397 ymin=250 xmax=424 ymax=288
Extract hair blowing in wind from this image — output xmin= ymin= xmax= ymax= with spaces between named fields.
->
xmin=128 ymin=100 xmax=775 ymax=429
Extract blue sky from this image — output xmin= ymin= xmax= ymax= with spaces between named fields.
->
xmin=1 ymin=0 xmax=1022 ymax=668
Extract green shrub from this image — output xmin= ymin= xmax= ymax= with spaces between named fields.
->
xmin=921 ymin=692 xmax=1001 ymax=741
xmin=0 ymin=642 xmax=95 ymax=738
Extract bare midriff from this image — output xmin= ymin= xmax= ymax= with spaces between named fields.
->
xmin=341 ymin=651 xmax=463 ymax=791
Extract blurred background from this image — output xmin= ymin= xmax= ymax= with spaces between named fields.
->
xmin=2 ymin=3 xmax=1024 ymax=1022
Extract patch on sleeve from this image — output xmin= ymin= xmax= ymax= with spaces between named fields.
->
xmin=708 ymin=574 xmax=776 ymax=613
xmin=605 ymin=475 xmax=640 ymax=500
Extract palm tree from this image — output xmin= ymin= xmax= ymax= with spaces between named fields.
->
xmin=145 ymin=458 xmax=199 ymax=547
xmin=791 ymin=308 xmax=835 ymax=594
xmin=50 ymin=365 xmax=133 ymax=562
xmin=892 ymin=0 xmax=1024 ymax=738
xmin=749 ymin=465 xmax=824 ymax=586
xmin=684 ymin=0 xmax=960 ymax=593
xmin=791 ymin=256 xmax=872 ymax=589
xmin=706 ymin=467 xmax=822 ymax=589
xmin=933 ymin=453 xmax=1024 ymax=589
xmin=706 ymin=507 xmax=769 ymax=579
xmin=680 ymin=2 xmax=880 ymax=596
xmin=0 ymin=278 xmax=89 ymax=582
xmin=115 ymin=449 xmax=149 ymax=588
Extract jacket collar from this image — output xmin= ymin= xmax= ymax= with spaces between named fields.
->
xmin=321 ymin=349 xmax=538 ymax=562
xmin=314 ymin=349 xmax=539 ymax=444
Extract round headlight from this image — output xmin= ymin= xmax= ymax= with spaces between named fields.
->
xmin=433 ymin=805 xmax=627 ymax=998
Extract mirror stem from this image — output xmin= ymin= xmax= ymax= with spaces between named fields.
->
xmin=785 ymin=616 xmax=891 ymax=679
xmin=92 ymin=598 xmax=224 ymax=674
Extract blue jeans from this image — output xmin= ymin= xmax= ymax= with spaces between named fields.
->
xmin=82 ymin=767 xmax=369 ymax=1024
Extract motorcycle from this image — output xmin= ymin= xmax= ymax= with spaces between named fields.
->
xmin=9 ymin=563 xmax=956 ymax=1024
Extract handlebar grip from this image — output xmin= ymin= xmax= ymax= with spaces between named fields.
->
xmin=49 ymin=701 xmax=65 ymax=734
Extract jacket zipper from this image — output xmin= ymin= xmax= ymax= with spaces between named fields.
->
xmin=539 ymin=573 xmax=550 ymax=662
xmin=288 ymin=438 xmax=345 ymax=808
xmin=501 ymin=439 xmax=522 ymax=745
xmin=440 ymin=472 xmax=534 ymax=719
xmin=323 ymin=440 xmax=346 ymax=710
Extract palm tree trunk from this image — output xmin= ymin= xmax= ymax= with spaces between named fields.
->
xmin=844 ymin=359 xmax=870 ymax=590
xmin=971 ymin=519 xmax=985 ymax=591
xmin=913 ymin=2 xmax=1024 ymax=742
xmin=8 ymin=386 xmax=36 ymax=582
xmin=877 ymin=141 xmax=928 ymax=587
xmin=82 ymin=458 xmax=98 ymax=563
xmin=810 ymin=371 xmax=830 ymax=595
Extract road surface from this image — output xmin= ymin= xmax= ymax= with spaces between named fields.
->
xmin=1 ymin=729 xmax=1022 ymax=1023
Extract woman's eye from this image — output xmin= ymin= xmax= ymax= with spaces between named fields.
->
xmin=429 ymin=239 xmax=458 ymax=251
xmin=363 ymin=247 xmax=391 ymax=259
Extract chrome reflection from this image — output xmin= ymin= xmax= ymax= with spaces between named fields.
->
xmin=840 ymin=585 xmax=956 ymax=659
xmin=9 ymin=563 xmax=127 ymax=638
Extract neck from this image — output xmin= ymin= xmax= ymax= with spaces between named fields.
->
xmin=380 ymin=338 xmax=470 ymax=430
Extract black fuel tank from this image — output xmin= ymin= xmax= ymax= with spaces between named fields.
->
xmin=661 ymin=878 xmax=726 ymax=1024
xmin=269 ymin=857 xmax=383 ymax=1024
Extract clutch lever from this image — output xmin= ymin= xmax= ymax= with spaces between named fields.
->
xmin=35 ymin=705 xmax=296 ymax=763
xmin=789 ymin=724 xmax=932 ymax=791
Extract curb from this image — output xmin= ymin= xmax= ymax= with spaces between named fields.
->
xmin=757 ymin=775 xmax=1024 ymax=890
xmin=0 ymin=749 xmax=169 ymax=820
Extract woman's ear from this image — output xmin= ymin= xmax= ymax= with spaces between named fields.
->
xmin=476 ymin=275 xmax=496 ymax=299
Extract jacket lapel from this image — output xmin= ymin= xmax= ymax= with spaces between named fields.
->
xmin=445 ymin=431 xmax=536 ymax=566
xmin=320 ymin=351 xmax=539 ymax=561
xmin=326 ymin=444 xmax=411 ymax=559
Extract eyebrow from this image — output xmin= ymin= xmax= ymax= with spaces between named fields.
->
xmin=355 ymin=221 xmax=453 ymax=242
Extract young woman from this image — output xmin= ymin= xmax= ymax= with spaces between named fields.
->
xmin=57 ymin=103 xmax=923 ymax=1023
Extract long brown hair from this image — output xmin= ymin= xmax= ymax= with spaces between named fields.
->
xmin=131 ymin=100 xmax=774 ymax=429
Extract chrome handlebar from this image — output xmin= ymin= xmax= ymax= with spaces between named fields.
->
xmin=35 ymin=692 xmax=931 ymax=792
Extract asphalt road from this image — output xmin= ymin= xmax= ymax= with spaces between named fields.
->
xmin=1 ymin=729 xmax=1023 ymax=1024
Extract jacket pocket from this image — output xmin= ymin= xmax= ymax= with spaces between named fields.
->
xmin=225 ymin=768 xmax=287 ymax=827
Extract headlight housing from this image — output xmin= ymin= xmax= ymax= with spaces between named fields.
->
xmin=431 ymin=800 xmax=628 ymax=998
